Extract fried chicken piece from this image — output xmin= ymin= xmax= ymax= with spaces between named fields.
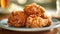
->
xmin=24 ymin=3 xmax=45 ymax=16
xmin=45 ymin=18 xmax=52 ymax=26
xmin=26 ymin=15 xmax=48 ymax=28
xmin=40 ymin=13 xmax=52 ymax=19
xmin=40 ymin=13 xmax=52 ymax=26
xmin=8 ymin=11 xmax=27 ymax=27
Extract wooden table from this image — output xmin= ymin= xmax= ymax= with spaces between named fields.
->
xmin=0 ymin=14 xmax=59 ymax=34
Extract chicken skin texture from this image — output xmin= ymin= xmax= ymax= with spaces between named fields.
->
xmin=24 ymin=3 xmax=45 ymax=16
xmin=8 ymin=11 xmax=27 ymax=27
xmin=26 ymin=15 xmax=50 ymax=28
xmin=8 ymin=3 xmax=52 ymax=28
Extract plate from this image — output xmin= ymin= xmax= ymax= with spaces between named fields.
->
xmin=0 ymin=18 xmax=60 ymax=31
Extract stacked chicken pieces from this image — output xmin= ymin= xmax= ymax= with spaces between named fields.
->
xmin=8 ymin=3 xmax=52 ymax=28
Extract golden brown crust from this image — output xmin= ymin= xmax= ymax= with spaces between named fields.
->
xmin=40 ymin=13 xmax=52 ymax=26
xmin=24 ymin=3 xmax=45 ymax=16
xmin=8 ymin=11 xmax=27 ymax=27
xmin=26 ymin=15 xmax=48 ymax=28
xmin=45 ymin=18 xmax=52 ymax=26
xmin=8 ymin=3 xmax=52 ymax=28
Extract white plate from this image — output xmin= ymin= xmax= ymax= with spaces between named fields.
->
xmin=0 ymin=18 xmax=60 ymax=31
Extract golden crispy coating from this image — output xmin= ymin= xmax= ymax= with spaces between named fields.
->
xmin=8 ymin=3 xmax=52 ymax=28
xmin=26 ymin=15 xmax=48 ymax=28
xmin=40 ymin=13 xmax=52 ymax=26
xmin=45 ymin=18 xmax=52 ymax=26
xmin=8 ymin=11 xmax=27 ymax=27
xmin=24 ymin=3 xmax=45 ymax=16
xmin=40 ymin=13 xmax=51 ymax=19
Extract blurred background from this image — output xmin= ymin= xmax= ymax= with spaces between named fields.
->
xmin=0 ymin=0 xmax=57 ymax=17
xmin=0 ymin=0 xmax=56 ymax=13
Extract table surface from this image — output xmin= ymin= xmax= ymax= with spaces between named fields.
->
xmin=0 ymin=14 xmax=60 ymax=34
